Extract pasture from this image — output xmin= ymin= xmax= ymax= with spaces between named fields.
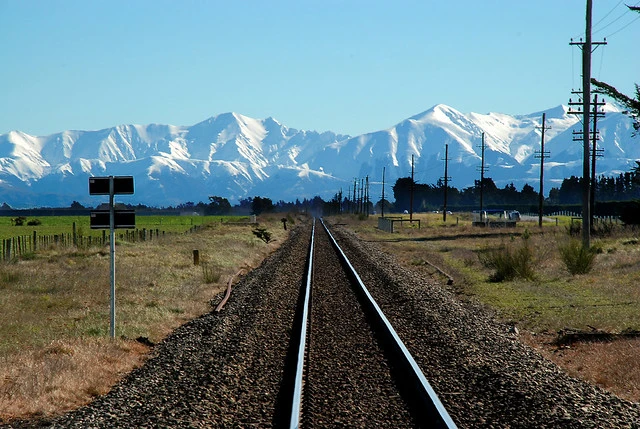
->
xmin=0 ymin=214 xmax=243 ymax=239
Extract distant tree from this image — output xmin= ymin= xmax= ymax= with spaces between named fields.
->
xmin=520 ymin=183 xmax=538 ymax=205
xmin=558 ymin=176 xmax=583 ymax=204
xmin=475 ymin=177 xmax=499 ymax=205
xmin=375 ymin=198 xmax=394 ymax=214
xmin=500 ymin=182 xmax=519 ymax=205
xmin=392 ymin=177 xmax=414 ymax=212
xmin=620 ymin=201 xmax=640 ymax=225
xmin=207 ymin=196 xmax=232 ymax=215
xmin=547 ymin=187 xmax=560 ymax=205
xmin=251 ymin=196 xmax=274 ymax=215
xmin=235 ymin=197 xmax=253 ymax=214
xmin=70 ymin=201 xmax=85 ymax=209
xmin=324 ymin=192 xmax=343 ymax=216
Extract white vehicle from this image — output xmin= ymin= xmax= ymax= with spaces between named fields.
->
xmin=508 ymin=210 xmax=521 ymax=221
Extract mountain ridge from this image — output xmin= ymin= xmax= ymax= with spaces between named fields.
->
xmin=0 ymin=104 xmax=637 ymax=208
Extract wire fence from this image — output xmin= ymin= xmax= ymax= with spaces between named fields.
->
xmin=1 ymin=223 xmax=203 ymax=262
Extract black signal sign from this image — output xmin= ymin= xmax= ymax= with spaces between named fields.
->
xmin=89 ymin=176 xmax=134 ymax=195
xmin=90 ymin=210 xmax=136 ymax=229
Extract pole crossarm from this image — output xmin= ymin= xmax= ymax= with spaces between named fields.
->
xmin=569 ymin=38 xmax=607 ymax=53
xmin=534 ymin=151 xmax=550 ymax=159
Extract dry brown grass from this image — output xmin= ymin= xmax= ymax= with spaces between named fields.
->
xmin=0 ymin=338 xmax=148 ymax=419
xmin=0 ymin=214 xmax=291 ymax=423
xmin=523 ymin=334 xmax=640 ymax=403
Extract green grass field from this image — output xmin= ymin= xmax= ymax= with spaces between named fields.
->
xmin=0 ymin=215 xmax=250 ymax=240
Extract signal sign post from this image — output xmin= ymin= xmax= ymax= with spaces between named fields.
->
xmin=89 ymin=176 xmax=135 ymax=338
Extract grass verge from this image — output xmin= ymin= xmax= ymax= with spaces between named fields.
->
xmin=0 ymin=214 xmax=292 ymax=422
xmin=331 ymin=212 xmax=640 ymax=402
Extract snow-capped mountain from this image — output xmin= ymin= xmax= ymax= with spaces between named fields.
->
xmin=0 ymin=105 xmax=637 ymax=208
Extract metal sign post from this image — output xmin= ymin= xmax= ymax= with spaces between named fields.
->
xmin=109 ymin=177 xmax=116 ymax=339
xmin=89 ymin=176 xmax=135 ymax=339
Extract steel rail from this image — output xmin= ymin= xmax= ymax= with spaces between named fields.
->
xmin=320 ymin=218 xmax=457 ymax=429
xmin=288 ymin=219 xmax=315 ymax=429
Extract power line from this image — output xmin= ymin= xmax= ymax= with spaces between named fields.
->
xmin=604 ymin=14 xmax=640 ymax=37
xmin=592 ymin=0 xmax=624 ymax=30
xmin=592 ymin=7 xmax=631 ymax=36
xmin=597 ymin=43 xmax=606 ymax=80
xmin=572 ymin=0 xmax=639 ymax=39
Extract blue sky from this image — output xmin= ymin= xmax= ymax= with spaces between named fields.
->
xmin=1 ymin=0 xmax=638 ymax=137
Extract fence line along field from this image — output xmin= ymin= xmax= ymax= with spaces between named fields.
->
xmin=0 ymin=215 xmax=249 ymax=261
xmin=0 ymin=215 xmax=244 ymax=238
xmin=0 ymin=213 xmax=290 ymax=422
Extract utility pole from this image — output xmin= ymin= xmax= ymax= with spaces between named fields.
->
xmin=569 ymin=0 xmax=606 ymax=248
xmin=365 ymin=175 xmax=369 ymax=216
xmin=381 ymin=167 xmax=386 ymax=218
xmin=409 ymin=154 xmax=415 ymax=221
xmin=570 ymin=93 xmax=606 ymax=229
xmin=581 ymin=0 xmax=593 ymax=248
xmin=353 ymin=179 xmax=357 ymax=214
xmin=535 ymin=113 xmax=551 ymax=228
xmin=477 ymin=132 xmax=488 ymax=216
xmin=442 ymin=144 xmax=451 ymax=223
xmin=590 ymin=94 xmax=605 ymax=226
xmin=360 ymin=178 xmax=365 ymax=214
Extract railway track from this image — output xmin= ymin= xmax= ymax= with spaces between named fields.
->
xmin=285 ymin=219 xmax=456 ymax=428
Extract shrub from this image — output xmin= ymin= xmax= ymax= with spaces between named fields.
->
xmin=558 ymin=239 xmax=597 ymax=275
xmin=566 ymin=220 xmax=581 ymax=237
xmin=619 ymin=200 xmax=640 ymax=225
xmin=27 ymin=219 xmax=42 ymax=226
xmin=478 ymin=241 xmax=536 ymax=282
xmin=11 ymin=216 xmax=26 ymax=226
xmin=201 ymin=262 xmax=222 ymax=284
xmin=252 ymin=227 xmax=272 ymax=243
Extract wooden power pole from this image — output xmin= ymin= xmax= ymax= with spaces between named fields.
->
xmin=569 ymin=0 xmax=606 ymax=248
xmin=381 ymin=167 xmax=386 ymax=218
xmin=478 ymin=132 xmax=487 ymax=215
xmin=409 ymin=154 xmax=415 ymax=221
xmin=535 ymin=113 xmax=550 ymax=228
xmin=590 ymin=94 xmax=605 ymax=226
xmin=442 ymin=144 xmax=450 ymax=223
xmin=582 ymin=0 xmax=593 ymax=248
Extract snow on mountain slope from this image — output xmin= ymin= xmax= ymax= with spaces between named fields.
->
xmin=0 ymin=103 xmax=637 ymax=208
xmin=0 ymin=131 xmax=50 ymax=180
